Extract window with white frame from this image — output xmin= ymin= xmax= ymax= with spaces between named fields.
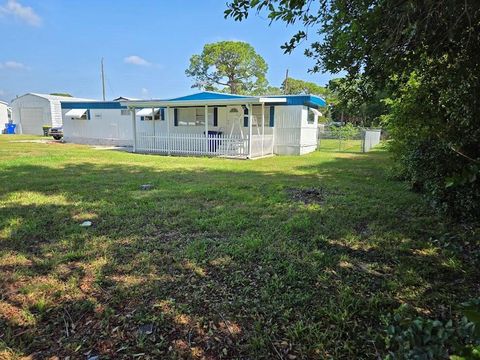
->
xmin=178 ymin=107 xmax=214 ymax=126
xmin=120 ymin=109 xmax=130 ymax=116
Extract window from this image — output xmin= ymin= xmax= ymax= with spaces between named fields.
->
xmin=143 ymin=114 xmax=160 ymax=121
xmin=177 ymin=107 xmax=214 ymax=126
xmin=65 ymin=109 xmax=90 ymax=120
xmin=120 ymin=109 xmax=130 ymax=116
xmin=94 ymin=113 xmax=102 ymax=119
xmin=307 ymin=109 xmax=316 ymax=124
xmin=137 ymin=108 xmax=161 ymax=121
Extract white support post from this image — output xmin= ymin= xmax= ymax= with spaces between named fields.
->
xmin=166 ymin=106 xmax=171 ymax=155
xmin=248 ymin=104 xmax=253 ymax=158
xmin=272 ymin=107 xmax=275 ymax=154
xmin=261 ymin=102 xmax=265 ymax=156
xmin=204 ymin=105 xmax=208 ymax=154
xmin=131 ymin=107 xmax=137 ymax=152
xmin=152 ymin=107 xmax=156 ymax=137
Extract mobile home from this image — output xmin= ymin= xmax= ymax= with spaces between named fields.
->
xmin=61 ymin=91 xmax=326 ymax=158
xmin=124 ymin=92 xmax=326 ymax=157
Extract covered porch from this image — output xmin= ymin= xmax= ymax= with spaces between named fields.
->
xmin=124 ymin=93 xmax=286 ymax=159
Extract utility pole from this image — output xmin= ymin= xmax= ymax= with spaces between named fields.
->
xmin=101 ymin=58 xmax=106 ymax=101
xmin=284 ymin=69 xmax=289 ymax=94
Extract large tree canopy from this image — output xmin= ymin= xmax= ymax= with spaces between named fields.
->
xmin=327 ymin=75 xmax=387 ymax=126
xmin=282 ymin=77 xmax=327 ymax=97
xmin=185 ymin=41 xmax=268 ymax=94
xmin=226 ymin=0 xmax=480 ymax=221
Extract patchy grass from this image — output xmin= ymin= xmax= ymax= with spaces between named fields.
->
xmin=318 ymin=138 xmax=362 ymax=152
xmin=0 ymin=135 xmax=477 ymax=359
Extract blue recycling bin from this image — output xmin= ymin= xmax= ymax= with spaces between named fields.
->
xmin=5 ymin=123 xmax=16 ymax=134
xmin=205 ymin=131 xmax=223 ymax=152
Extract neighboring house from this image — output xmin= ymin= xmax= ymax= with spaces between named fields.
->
xmin=61 ymin=91 xmax=326 ymax=158
xmin=11 ymin=93 xmax=95 ymax=135
xmin=0 ymin=101 xmax=9 ymax=125
xmin=112 ymin=96 xmax=140 ymax=101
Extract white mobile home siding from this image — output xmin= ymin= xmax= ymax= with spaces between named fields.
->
xmin=0 ymin=102 xmax=9 ymax=124
xmin=299 ymin=107 xmax=319 ymax=155
xmin=62 ymin=108 xmax=133 ymax=146
xmin=273 ymin=105 xmax=318 ymax=155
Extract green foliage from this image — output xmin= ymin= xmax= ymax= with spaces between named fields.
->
xmin=282 ymin=77 xmax=328 ymax=96
xmin=461 ymin=299 xmax=480 ymax=338
xmin=329 ymin=123 xmax=359 ymax=140
xmin=49 ymin=93 xmax=72 ymax=97
xmin=383 ymin=73 xmax=480 ymax=220
xmin=225 ymin=0 xmax=480 ymax=222
xmin=328 ymin=75 xmax=388 ymax=126
xmin=185 ymin=41 xmax=268 ymax=94
xmin=262 ymin=85 xmax=283 ymax=95
xmin=384 ymin=304 xmax=479 ymax=360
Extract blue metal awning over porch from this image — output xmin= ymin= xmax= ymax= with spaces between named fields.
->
xmin=122 ymin=91 xmax=327 ymax=110
xmin=122 ymin=91 xmax=288 ymax=108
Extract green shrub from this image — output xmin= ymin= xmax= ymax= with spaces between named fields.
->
xmin=383 ymin=302 xmax=480 ymax=359
xmin=383 ymin=72 xmax=480 ymax=222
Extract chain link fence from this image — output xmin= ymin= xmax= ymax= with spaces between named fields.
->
xmin=318 ymin=126 xmax=381 ymax=153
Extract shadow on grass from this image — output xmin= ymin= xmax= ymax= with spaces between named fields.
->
xmin=0 ymin=154 xmax=477 ymax=359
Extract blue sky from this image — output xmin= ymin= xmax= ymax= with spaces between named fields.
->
xmin=0 ymin=0 xmax=334 ymax=102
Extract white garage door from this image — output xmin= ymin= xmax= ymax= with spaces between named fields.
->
xmin=20 ymin=108 xmax=45 ymax=135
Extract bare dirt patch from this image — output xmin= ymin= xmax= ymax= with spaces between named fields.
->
xmin=286 ymin=187 xmax=330 ymax=204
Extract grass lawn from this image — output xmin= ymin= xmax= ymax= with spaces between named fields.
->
xmin=0 ymin=135 xmax=477 ymax=359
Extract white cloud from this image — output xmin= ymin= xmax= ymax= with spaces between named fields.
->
xmin=124 ymin=55 xmax=151 ymax=67
xmin=0 ymin=60 xmax=28 ymax=69
xmin=0 ymin=0 xmax=42 ymax=27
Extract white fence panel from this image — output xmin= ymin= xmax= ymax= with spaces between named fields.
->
xmin=363 ymin=129 xmax=381 ymax=152
xmin=136 ymin=132 xmax=251 ymax=158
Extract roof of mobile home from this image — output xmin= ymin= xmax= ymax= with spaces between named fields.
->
xmin=122 ymin=91 xmax=327 ymax=108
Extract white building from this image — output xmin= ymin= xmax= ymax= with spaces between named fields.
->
xmin=61 ymin=92 xmax=326 ymax=158
xmin=61 ymin=100 xmax=133 ymax=146
xmin=11 ymin=93 xmax=95 ymax=135
xmin=0 ymin=100 xmax=10 ymax=125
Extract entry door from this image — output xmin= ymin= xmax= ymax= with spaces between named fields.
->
xmin=226 ymin=106 xmax=243 ymax=136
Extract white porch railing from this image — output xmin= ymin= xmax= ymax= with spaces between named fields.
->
xmin=136 ymin=132 xmax=249 ymax=158
xmin=136 ymin=132 xmax=273 ymax=158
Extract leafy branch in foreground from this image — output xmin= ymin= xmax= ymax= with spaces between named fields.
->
xmin=226 ymin=0 xmax=480 ymax=221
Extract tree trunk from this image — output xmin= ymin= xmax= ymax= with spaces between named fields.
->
xmin=228 ymin=76 xmax=238 ymax=94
